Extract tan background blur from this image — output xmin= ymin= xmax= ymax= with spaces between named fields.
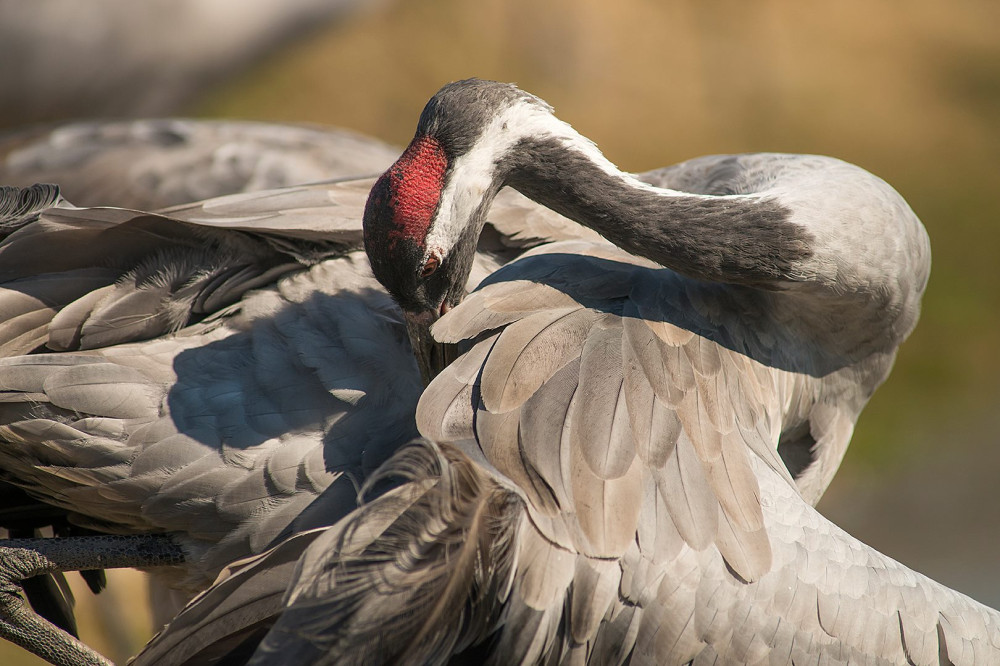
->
xmin=2 ymin=0 xmax=998 ymax=663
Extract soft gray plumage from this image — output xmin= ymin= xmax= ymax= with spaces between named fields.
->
xmin=139 ymin=80 xmax=1000 ymax=665
xmin=0 ymin=120 xmax=404 ymax=663
xmin=0 ymin=177 xmax=428 ymax=626
xmin=0 ymin=117 xmax=598 ymax=664
xmin=0 ymin=123 xmax=398 ymax=537
xmin=0 ymin=120 xmax=401 ymax=648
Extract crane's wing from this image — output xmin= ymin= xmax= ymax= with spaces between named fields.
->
xmin=0 ymin=132 xmax=396 ymax=632
xmin=422 ymin=239 xmax=796 ymax=583
xmin=0 ymin=179 xmax=389 ymax=359
xmin=0 ymin=126 xmax=395 ymax=634
xmin=0 ymin=119 xmax=400 ymax=209
xmin=0 ymin=251 xmax=424 ymax=587
xmin=131 ymin=475 xmax=438 ymax=666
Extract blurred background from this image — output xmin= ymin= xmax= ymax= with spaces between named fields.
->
xmin=1 ymin=0 xmax=998 ymax=662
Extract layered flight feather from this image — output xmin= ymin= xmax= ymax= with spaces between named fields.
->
xmin=424 ymin=240 xmax=796 ymax=581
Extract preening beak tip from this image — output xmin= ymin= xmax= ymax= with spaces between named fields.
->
xmin=404 ymin=309 xmax=439 ymax=328
xmin=403 ymin=309 xmax=453 ymax=386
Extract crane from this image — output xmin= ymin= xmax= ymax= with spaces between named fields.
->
xmin=181 ymin=78 xmax=993 ymax=664
xmin=7 ymin=80 xmax=999 ymax=663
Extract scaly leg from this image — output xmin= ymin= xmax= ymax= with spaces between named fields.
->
xmin=0 ymin=535 xmax=184 ymax=666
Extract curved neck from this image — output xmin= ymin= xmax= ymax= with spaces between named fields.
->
xmin=497 ymin=136 xmax=812 ymax=287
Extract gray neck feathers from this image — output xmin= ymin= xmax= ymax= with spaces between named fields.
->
xmin=499 ymin=137 xmax=812 ymax=287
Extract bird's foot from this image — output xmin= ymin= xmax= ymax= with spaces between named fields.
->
xmin=0 ymin=535 xmax=184 ymax=666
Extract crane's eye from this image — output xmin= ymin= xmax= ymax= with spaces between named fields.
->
xmin=420 ymin=253 xmax=441 ymax=278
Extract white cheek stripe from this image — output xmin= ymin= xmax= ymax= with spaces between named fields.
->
xmin=424 ymin=101 xmax=613 ymax=264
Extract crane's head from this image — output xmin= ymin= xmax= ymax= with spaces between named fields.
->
xmin=363 ymin=79 xmax=556 ymax=380
xmin=363 ymin=79 xmax=553 ymax=316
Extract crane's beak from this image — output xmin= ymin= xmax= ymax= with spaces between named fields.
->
xmin=404 ymin=309 xmax=459 ymax=386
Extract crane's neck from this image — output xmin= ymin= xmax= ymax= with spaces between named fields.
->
xmin=494 ymin=134 xmax=812 ymax=287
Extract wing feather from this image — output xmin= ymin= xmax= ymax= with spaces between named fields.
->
xmin=513 ymin=520 xmax=576 ymax=610
xmin=622 ymin=314 xmax=690 ymax=406
xmin=568 ymin=557 xmax=620 ymax=645
xmin=709 ymin=435 xmax=765 ymax=533
xmin=714 ymin=507 xmax=771 ymax=583
xmin=572 ymin=318 xmax=635 ymax=480
xmin=515 ymin=357 xmax=579 ymax=519
xmin=416 ymin=334 xmax=496 ymax=443
xmin=424 ymin=243 xmax=782 ymax=578
xmin=40 ymin=362 xmax=163 ymax=419
xmin=479 ymin=306 xmax=592 ymax=413
xmin=568 ymin=441 xmax=644 ymax=557
xmin=654 ymin=433 xmax=719 ymax=551
xmin=0 ymin=268 xmax=117 ymax=352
